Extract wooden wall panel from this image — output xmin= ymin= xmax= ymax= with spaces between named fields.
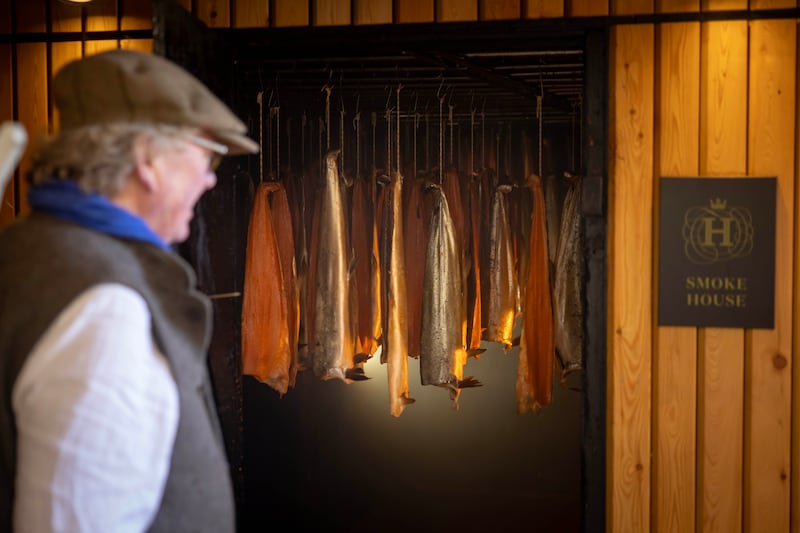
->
xmin=653 ymin=21 xmax=699 ymax=533
xmin=314 ymin=0 xmax=351 ymax=26
xmin=795 ymin=35 xmax=800 ymax=533
xmin=394 ymin=0 xmax=434 ymax=23
xmin=567 ymin=0 xmax=608 ymax=16
xmin=121 ymin=0 xmax=154 ymax=31
xmin=50 ymin=0 xmax=82 ymax=131
xmin=655 ymin=0 xmax=699 ymax=11
xmin=438 ymin=0 xmax=478 ymax=21
xmin=233 ymin=0 xmax=269 ymax=28
xmin=611 ymin=0 xmax=653 ymax=14
xmin=84 ymin=40 xmax=119 ymax=56
xmin=50 ymin=42 xmax=82 ymax=132
xmin=479 ymin=0 xmax=520 ymax=20
xmin=51 ymin=0 xmax=82 ymax=32
xmin=354 ymin=0 xmax=392 ymax=24
xmin=524 ymin=0 xmax=564 ymax=18
xmin=15 ymin=0 xmax=46 ymax=33
xmin=86 ymin=0 xmax=118 ymax=31
xmin=0 ymin=44 xmax=13 ymax=227
xmin=745 ymin=18 xmax=795 ymax=533
xmin=697 ymin=19 xmax=747 ymax=533
xmin=15 ymin=43 xmax=48 ymax=216
xmin=120 ymin=38 xmax=153 ymax=53
xmin=196 ymin=0 xmax=231 ymax=27
xmin=608 ymin=23 xmax=654 ymax=533
xmin=750 ymin=0 xmax=796 ymax=8
xmin=0 ymin=0 xmax=10 ymax=33
xmin=700 ymin=0 xmax=746 ymax=9
xmin=272 ymin=0 xmax=309 ymax=27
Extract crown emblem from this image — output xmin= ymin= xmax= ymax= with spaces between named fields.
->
xmin=709 ymin=197 xmax=727 ymax=210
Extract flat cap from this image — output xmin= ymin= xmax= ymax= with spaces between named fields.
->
xmin=54 ymin=49 xmax=259 ymax=155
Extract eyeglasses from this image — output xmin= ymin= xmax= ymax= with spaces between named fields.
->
xmin=185 ymin=134 xmax=228 ymax=172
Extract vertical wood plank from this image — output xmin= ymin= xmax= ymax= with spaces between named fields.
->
xmin=479 ymin=0 xmax=521 ymax=20
xmin=523 ymin=0 xmax=564 ymax=18
xmin=566 ymin=0 xmax=608 ymax=16
xmin=84 ymin=40 xmax=119 ymax=56
xmin=50 ymin=42 xmax=82 ymax=132
xmin=478 ymin=0 xmax=520 ymax=20
xmin=15 ymin=0 xmax=46 ymax=33
xmin=608 ymin=23 xmax=654 ymax=533
xmin=745 ymin=18 xmax=795 ymax=533
xmin=611 ymin=0 xmax=653 ymax=14
xmin=314 ymin=0 xmax=351 ymax=25
xmin=655 ymin=0 xmax=699 ymax=11
xmin=652 ymin=21 xmax=700 ymax=533
xmin=0 ymin=0 xmax=10 ymax=33
xmin=50 ymin=0 xmax=82 ymax=130
xmin=85 ymin=0 xmax=118 ymax=32
xmin=272 ymin=0 xmax=309 ymax=26
xmin=51 ymin=0 xmax=82 ymax=32
xmin=233 ymin=0 xmax=269 ymax=28
xmin=121 ymin=0 xmax=154 ymax=31
xmin=438 ymin=0 xmax=478 ymax=21
xmin=0 ymin=43 xmax=13 ymax=226
xmin=15 ymin=43 xmax=48 ymax=216
xmin=120 ymin=39 xmax=154 ymax=53
xmin=354 ymin=0 xmax=392 ymax=24
xmin=394 ymin=0 xmax=434 ymax=23
xmin=795 ymin=23 xmax=800 ymax=533
xmin=750 ymin=0 xmax=796 ymax=8
xmin=700 ymin=0 xmax=746 ymax=9
xmin=196 ymin=0 xmax=231 ymax=27
xmin=697 ymin=18 xmax=747 ymax=533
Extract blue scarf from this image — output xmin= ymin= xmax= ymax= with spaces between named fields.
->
xmin=28 ymin=180 xmax=170 ymax=250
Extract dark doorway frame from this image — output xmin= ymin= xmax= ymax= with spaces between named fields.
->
xmin=152 ymin=2 xmax=608 ymax=531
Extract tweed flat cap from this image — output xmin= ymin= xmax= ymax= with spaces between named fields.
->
xmin=53 ymin=49 xmax=259 ymax=155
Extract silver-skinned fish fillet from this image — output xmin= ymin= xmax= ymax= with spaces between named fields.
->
xmin=420 ymin=184 xmax=481 ymax=409
xmin=311 ymin=150 xmax=357 ymax=382
xmin=484 ymin=184 xmax=517 ymax=349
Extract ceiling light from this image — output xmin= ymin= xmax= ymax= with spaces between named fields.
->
xmin=57 ymin=0 xmax=95 ymax=4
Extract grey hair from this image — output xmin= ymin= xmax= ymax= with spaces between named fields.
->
xmin=27 ymin=122 xmax=191 ymax=196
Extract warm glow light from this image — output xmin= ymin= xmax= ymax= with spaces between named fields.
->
xmin=57 ymin=0 xmax=95 ymax=4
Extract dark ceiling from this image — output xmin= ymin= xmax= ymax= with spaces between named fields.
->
xmin=224 ymin=20 xmax=587 ymax=126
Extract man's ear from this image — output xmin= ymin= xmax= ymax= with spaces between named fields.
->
xmin=132 ymin=135 xmax=159 ymax=193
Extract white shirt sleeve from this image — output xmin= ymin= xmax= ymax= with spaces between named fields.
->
xmin=11 ymin=283 xmax=180 ymax=533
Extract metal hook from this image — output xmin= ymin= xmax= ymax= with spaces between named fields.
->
xmin=385 ymin=85 xmax=394 ymax=110
xmin=436 ymin=75 xmax=445 ymax=100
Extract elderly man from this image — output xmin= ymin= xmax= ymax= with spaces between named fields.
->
xmin=0 ymin=49 xmax=258 ymax=532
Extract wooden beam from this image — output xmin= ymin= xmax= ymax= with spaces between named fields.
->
xmin=608 ymin=22 xmax=654 ymax=533
xmin=745 ymin=17 xmax=795 ymax=533
xmin=652 ymin=20 xmax=700 ymax=533
xmin=697 ymin=17 xmax=747 ymax=533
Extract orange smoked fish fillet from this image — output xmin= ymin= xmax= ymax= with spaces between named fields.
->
xmin=517 ymin=175 xmax=555 ymax=413
xmin=241 ymin=182 xmax=292 ymax=396
xmin=270 ymin=182 xmax=300 ymax=387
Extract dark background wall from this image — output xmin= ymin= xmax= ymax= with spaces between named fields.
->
xmin=241 ymin=340 xmax=582 ymax=533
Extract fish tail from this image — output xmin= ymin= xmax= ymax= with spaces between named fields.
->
xmin=345 ymin=367 xmax=370 ymax=381
xmin=457 ymin=376 xmax=483 ymax=389
xmin=353 ymin=352 xmax=373 ymax=364
xmin=467 ymin=348 xmax=486 ymax=359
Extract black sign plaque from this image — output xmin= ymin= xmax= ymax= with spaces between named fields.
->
xmin=658 ymin=177 xmax=776 ymax=328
